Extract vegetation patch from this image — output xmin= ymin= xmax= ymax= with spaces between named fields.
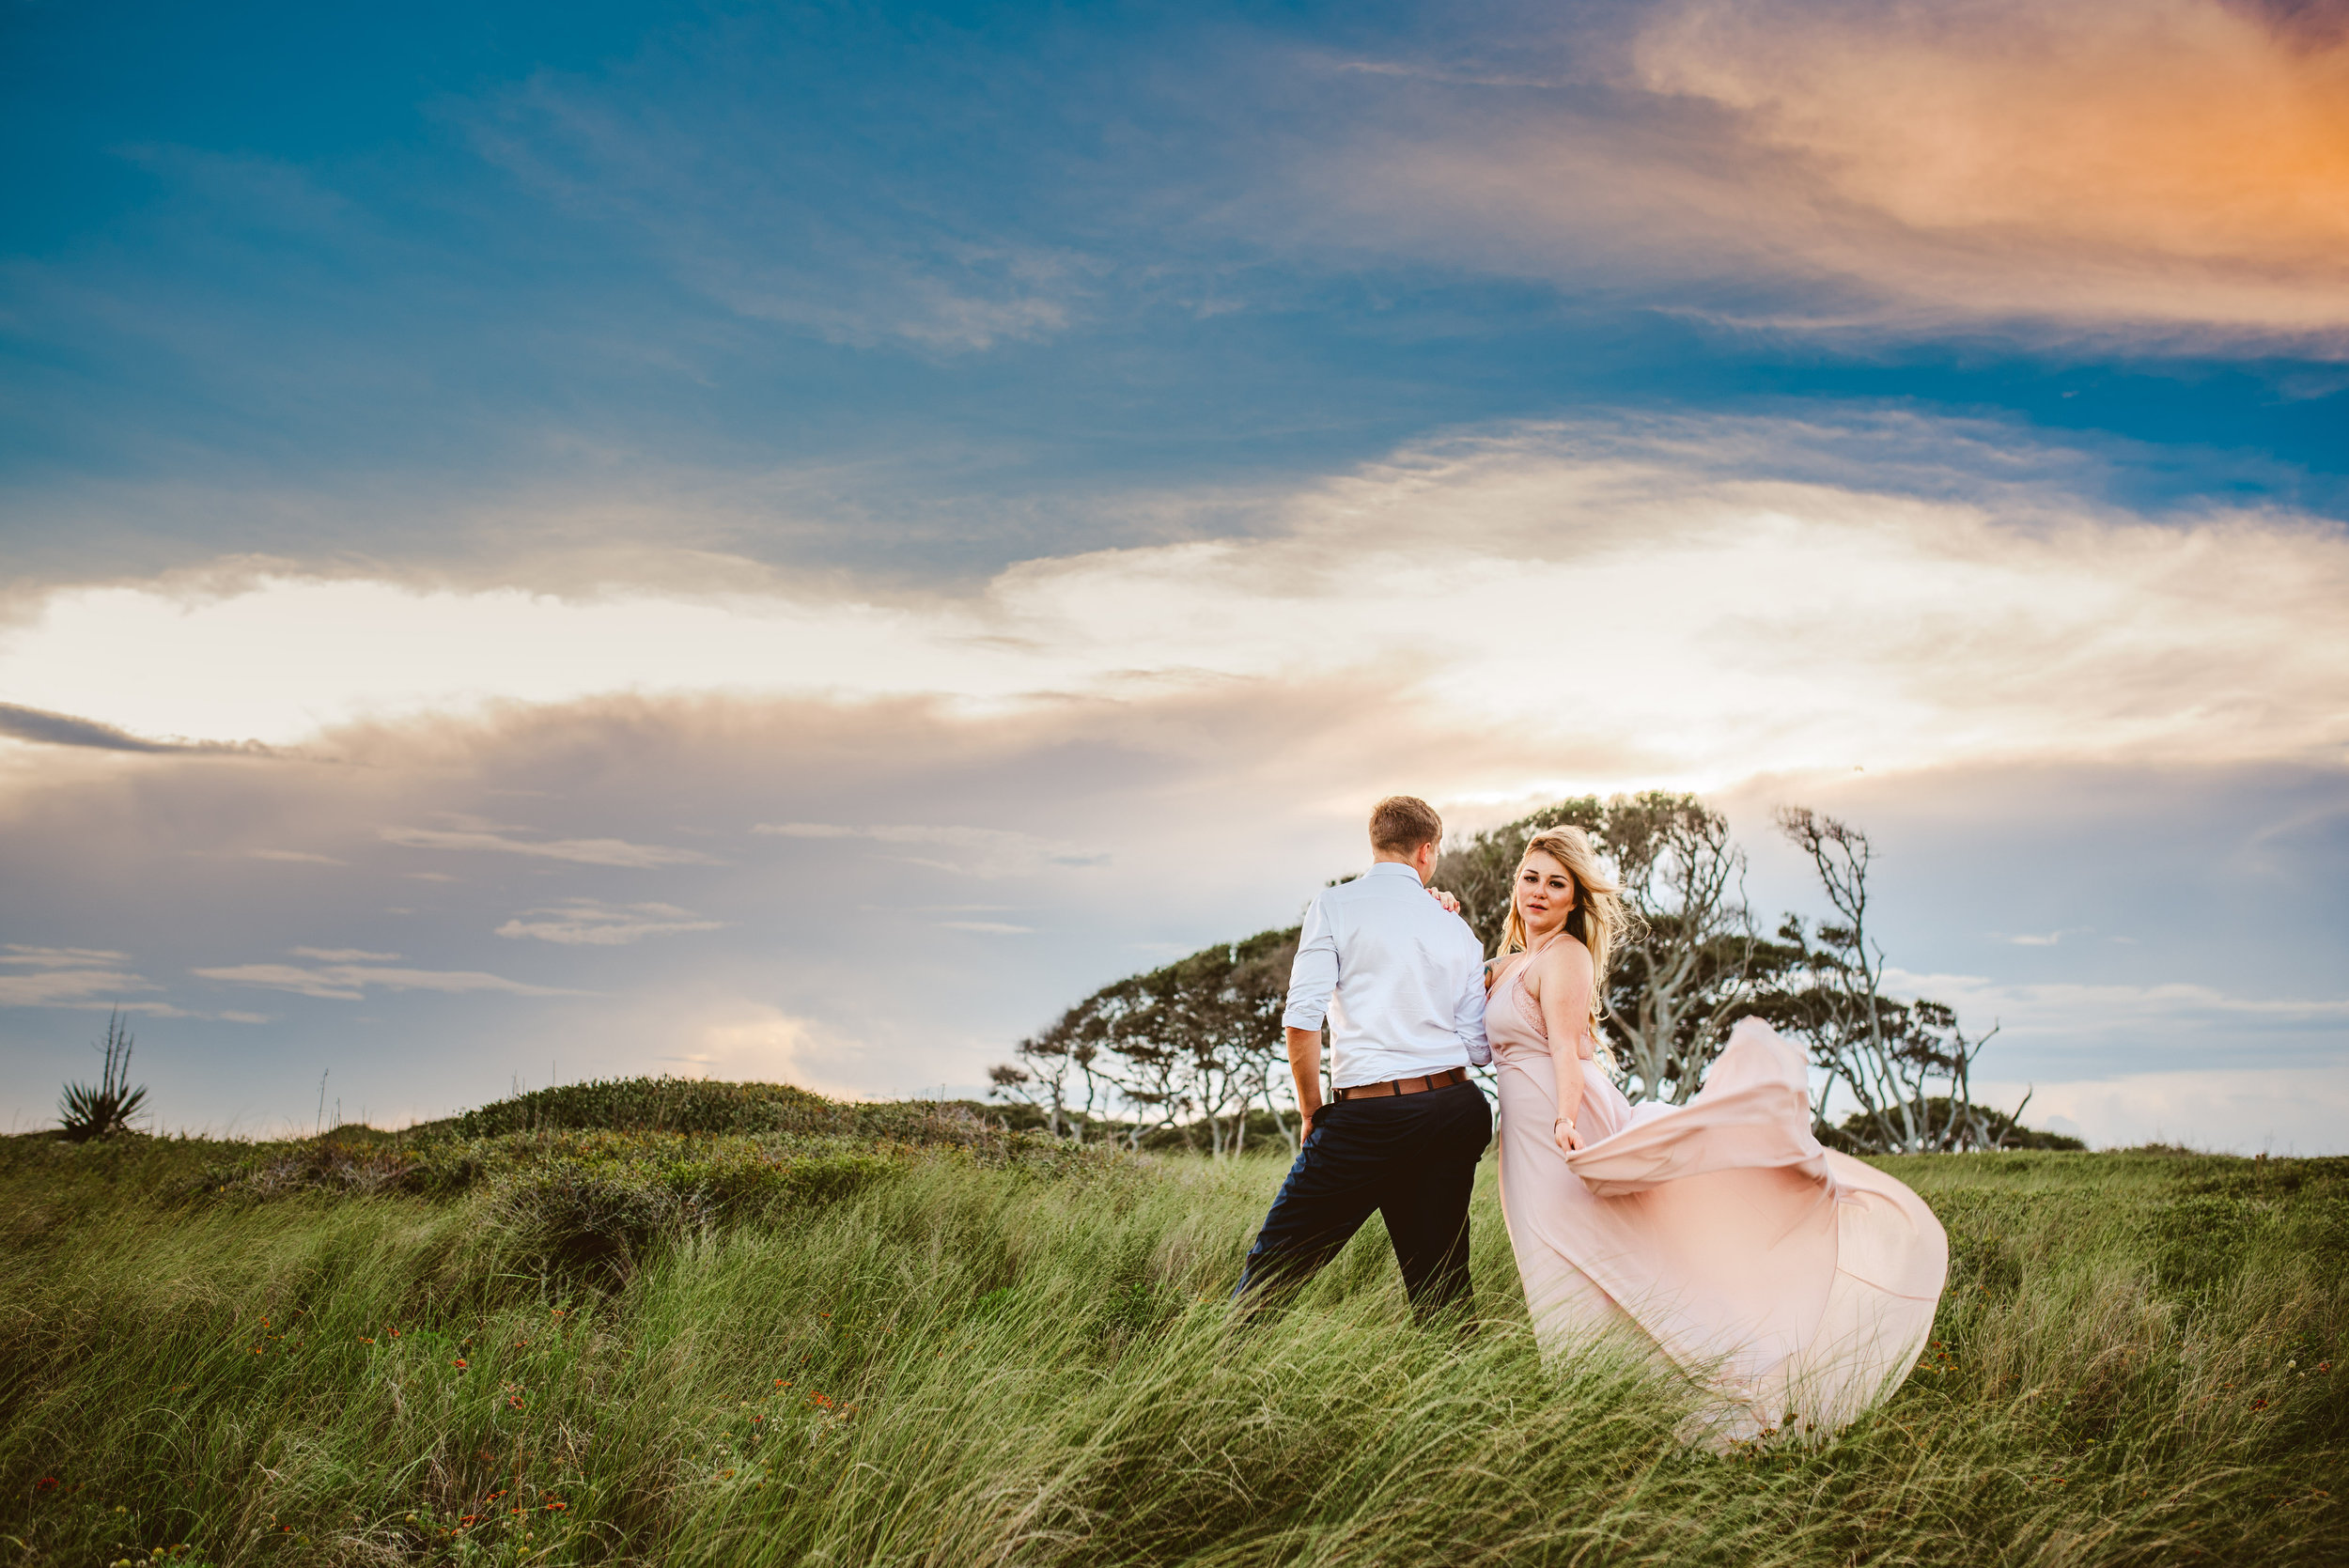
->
xmin=2 ymin=1094 xmax=2341 ymax=1566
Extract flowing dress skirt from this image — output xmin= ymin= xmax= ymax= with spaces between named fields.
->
xmin=1495 ymin=1015 xmax=1947 ymax=1446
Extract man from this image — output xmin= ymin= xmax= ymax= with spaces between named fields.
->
xmin=1232 ymin=795 xmax=1493 ymax=1324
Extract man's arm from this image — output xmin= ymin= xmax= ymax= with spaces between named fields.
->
xmin=1452 ymin=925 xmax=1492 ymax=1067
xmin=1285 ymin=1025 xmax=1325 ymax=1140
xmin=1282 ymin=893 xmax=1337 ymax=1139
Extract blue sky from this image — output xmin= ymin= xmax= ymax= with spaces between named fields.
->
xmin=5 ymin=0 xmax=2346 ymax=1146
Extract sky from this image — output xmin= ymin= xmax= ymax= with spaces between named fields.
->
xmin=3 ymin=0 xmax=2344 ymax=1150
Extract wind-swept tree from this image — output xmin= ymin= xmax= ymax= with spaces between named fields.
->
xmin=990 ymin=926 xmax=1300 ymax=1155
xmin=1603 ymin=792 xmax=1791 ymax=1104
xmin=1767 ymin=806 xmax=2004 ymax=1153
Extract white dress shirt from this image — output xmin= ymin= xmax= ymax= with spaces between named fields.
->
xmin=1283 ymin=862 xmax=1492 ymax=1088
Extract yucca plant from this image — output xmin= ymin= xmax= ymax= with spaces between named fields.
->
xmin=58 ymin=1008 xmax=148 ymax=1142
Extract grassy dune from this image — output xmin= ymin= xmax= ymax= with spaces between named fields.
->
xmin=1 ymin=1093 xmax=2342 ymax=1566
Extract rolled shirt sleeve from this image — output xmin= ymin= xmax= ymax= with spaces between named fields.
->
xmin=1282 ymin=893 xmax=1338 ymax=1032
xmin=1452 ymin=928 xmax=1492 ymax=1066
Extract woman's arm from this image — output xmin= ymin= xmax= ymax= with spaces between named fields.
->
xmin=1536 ymin=940 xmax=1597 ymax=1151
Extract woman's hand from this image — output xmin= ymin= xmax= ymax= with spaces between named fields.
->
xmin=1427 ymin=886 xmax=1462 ymax=914
xmin=1555 ymin=1114 xmax=1583 ymax=1153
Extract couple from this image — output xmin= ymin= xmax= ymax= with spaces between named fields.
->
xmin=1232 ymin=796 xmax=1947 ymax=1446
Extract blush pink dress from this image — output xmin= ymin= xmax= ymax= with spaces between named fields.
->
xmin=1488 ymin=947 xmax=1948 ymax=1446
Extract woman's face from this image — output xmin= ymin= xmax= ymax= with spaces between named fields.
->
xmin=1515 ymin=849 xmax=1576 ymax=939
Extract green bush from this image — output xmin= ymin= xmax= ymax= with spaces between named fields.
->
xmin=453 ymin=1076 xmax=850 ymax=1139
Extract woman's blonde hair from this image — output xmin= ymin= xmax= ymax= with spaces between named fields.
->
xmin=1501 ymin=826 xmax=1640 ymax=1045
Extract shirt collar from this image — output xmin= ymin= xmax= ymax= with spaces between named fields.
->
xmin=1363 ymin=862 xmax=1423 ymax=883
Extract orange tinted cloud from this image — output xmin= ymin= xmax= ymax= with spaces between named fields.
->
xmin=1309 ymin=0 xmax=2349 ymax=341
xmin=1632 ymin=0 xmax=2349 ymax=331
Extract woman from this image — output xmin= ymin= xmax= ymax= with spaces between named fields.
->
xmin=1478 ymin=827 xmax=1946 ymax=1447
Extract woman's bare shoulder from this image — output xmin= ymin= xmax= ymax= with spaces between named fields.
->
xmin=1537 ymin=935 xmax=1595 ymax=981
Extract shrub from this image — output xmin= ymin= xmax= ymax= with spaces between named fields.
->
xmin=56 ymin=1010 xmax=148 ymax=1143
xmin=453 ymin=1076 xmax=850 ymax=1139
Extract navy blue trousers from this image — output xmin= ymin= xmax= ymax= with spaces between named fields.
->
xmin=1233 ymin=1079 xmax=1492 ymax=1323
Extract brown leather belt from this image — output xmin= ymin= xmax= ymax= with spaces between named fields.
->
xmin=1332 ymin=1065 xmax=1470 ymax=1102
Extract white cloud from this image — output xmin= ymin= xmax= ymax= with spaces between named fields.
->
xmin=0 ymin=945 xmax=175 ymax=1012
xmin=1886 ymin=968 xmax=2349 ymax=1034
xmin=380 ymin=825 xmax=720 ymax=868
xmin=3 ymin=944 xmax=133 ymax=967
xmin=192 ymin=955 xmax=580 ymax=1001
xmin=939 ymin=921 xmax=1035 ymax=935
xmin=291 ymin=946 xmax=402 ymax=962
xmin=3 ymin=418 xmax=2341 ymax=796
xmin=249 ymin=848 xmax=346 ymax=865
xmin=495 ymin=899 xmax=729 ymax=945
xmin=1973 ymin=1066 xmax=2349 ymax=1156
xmin=653 ymin=1003 xmax=867 ymax=1098
xmin=0 ymin=967 xmax=166 ymax=1009
xmin=756 ymin=822 xmax=1109 ymax=877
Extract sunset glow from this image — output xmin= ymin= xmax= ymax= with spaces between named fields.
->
xmin=3 ymin=0 xmax=2342 ymax=1151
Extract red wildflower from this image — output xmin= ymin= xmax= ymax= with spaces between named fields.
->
xmin=544 ymin=1501 xmax=568 ymax=1513
xmin=506 ymin=1395 xmax=525 ymax=1409
xmin=452 ymin=1358 xmax=468 ymax=1370
xmin=2252 ymin=1397 xmax=2270 ymax=1410
xmin=35 ymin=1477 xmax=58 ymax=1493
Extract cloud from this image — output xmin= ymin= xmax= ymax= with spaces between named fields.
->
xmin=250 ymin=848 xmax=346 ymax=865
xmin=4 ymin=945 xmax=133 ymax=967
xmin=380 ymin=824 xmax=720 ymax=868
xmin=1 ymin=412 xmax=2342 ymax=1141
xmin=8 ymin=415 xmax=2346 ymax=790
xmin=191 ymin=955 xmax=581 ymax=1001
xmin=654 ymin=1003 xmax=868 ymax=1099
xmin=1889 ymin=969 xmax=2349 ymax=1033
xmin=939 ymin=921 xmax=1036 ymax=935
xmin=1972 ymin=1064 xmax=2349 ymax=1154
xmin=290 ymin=947 xmax=402 ymax=962
xmin=463 ymin=41 xmax=1088 ymax=353
xmin=0 ymin=700 xmax=272 ymax=755
xmin=1298 ymin=0 xmax=2349 ymax=343
xmin=495 ymin=899 xmax=729 ymax=945
xmin=756 ymin=822 xmax=1110 ymax=877
xmin=0 ymin=968 xmax=165 ymax=1010
xmin=0 ymin=943 xmax=172 ymax=1012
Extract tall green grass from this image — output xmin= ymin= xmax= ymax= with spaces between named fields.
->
xmin=2 ymin=1125 xmax=2341 ymax=1566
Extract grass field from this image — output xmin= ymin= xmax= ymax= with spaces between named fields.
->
xmin=2 ymin=1082 xmax=2342 ymax=1567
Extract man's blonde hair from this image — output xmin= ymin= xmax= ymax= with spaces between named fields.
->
xmin=1368 ymin=796 xmax=1444 ymax=856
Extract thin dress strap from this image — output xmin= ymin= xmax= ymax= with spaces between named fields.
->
xmin=1503 ymin=935 xmax=1593 ymax=1059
